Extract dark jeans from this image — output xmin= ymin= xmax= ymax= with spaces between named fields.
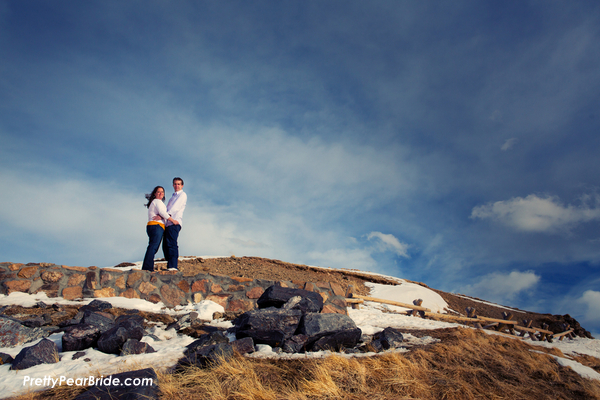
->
xmin=163 ymin=224 xmax=181 ymax=270
xmin=142 ymin=224 xmax=164 ymax=271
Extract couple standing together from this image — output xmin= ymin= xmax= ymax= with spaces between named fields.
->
xmin=142 ymin=177 xmax=187 ymax=272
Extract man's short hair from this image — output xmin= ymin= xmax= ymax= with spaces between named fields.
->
xmin=173 ymin=177 xmax=184 ymax=185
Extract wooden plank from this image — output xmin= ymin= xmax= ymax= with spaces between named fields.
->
xmin=423 ymin=312 xmax=485 ymax=324
xmin=553 ymin=329 xmax=574 ymax=340
xmin=477 ymin=316 xmax=517 ymax=325
xmin=344 ymin=298 xmax=364 ymax=303
xmin=483 ymin=322 xmax=499 ymax=329
xmin=350 ymin=294 xmax=431 ymax=312
xmin=514 ymin=325 xmax=553 ymax=335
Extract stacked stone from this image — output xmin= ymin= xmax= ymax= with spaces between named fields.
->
xmin=0 ymin=262 xmax=348 ymax=314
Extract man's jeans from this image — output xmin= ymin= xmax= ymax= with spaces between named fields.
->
xmin=163 ymin=224 xmax=182 ymax=270
xmin=142 ymin=224 xmax=164 ymax=271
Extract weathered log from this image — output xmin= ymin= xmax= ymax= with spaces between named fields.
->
xmin=344 ymin=298 xmax=363 ymax=310
xmin=350 ymin=294 xmax=430 ymax=312
xmin=477 ymin=316 xmax=517 ymax=325
xmin=554 ymin=329 xmax=574 ymax=341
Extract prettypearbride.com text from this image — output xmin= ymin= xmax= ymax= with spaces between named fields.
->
xmin=23 ymin=375 xmax=153 ymax=388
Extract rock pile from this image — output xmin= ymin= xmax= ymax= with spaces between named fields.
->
xmin=0 ymin=285 xmax=406 ymax=399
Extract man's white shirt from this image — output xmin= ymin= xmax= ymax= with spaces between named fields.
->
xmin=166 ymin=190 xmax=187 ymax=227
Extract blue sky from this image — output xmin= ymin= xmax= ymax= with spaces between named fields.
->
xmin=2 ymin=1 xmax=600 ymax=335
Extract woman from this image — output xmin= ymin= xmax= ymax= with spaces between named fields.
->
xmin=142 ymin=186 xmax=176 ymax=271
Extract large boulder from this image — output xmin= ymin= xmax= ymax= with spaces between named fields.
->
xmin=233 ymin=307 xmax=303 ymax=347
xmin=0 ymin=316 xmax=47 ymax=347
xmin=62 ymin=323 xmax=102 ymax=352
xmin=97 ymin=316 xmax=144 ymax=355
xmin=120 ymin=339 xmax=156 ymax=356
xmin=80 ymin=299 xmax=113 ymax=314
xmin=10 ymin=338 xmax=59 ymax=370
xmin=257 ymin=286 xmax=323 ymax=313
xmin=81 ymin=311 xmax=115 ymax=333
xmin=298 ymin=313 xmax=362 ymax=351
xmin=182 ymin=342 xmax=234 ymax=369
xmin=185 ymin=331 xmax=230 ymax=355
xmin=177 ymin=331 xmax=234 ymax=369
xmin=59 ymin=300 xmax=114 ymax=328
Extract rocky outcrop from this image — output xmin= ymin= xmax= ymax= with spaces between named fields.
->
xmin=0 ymin=262 xmax=348 ymax=315
xmin=233 ymin=286 xmax=362 ymax=352
xmin=0 ymin=284 xmax=408 ymax=375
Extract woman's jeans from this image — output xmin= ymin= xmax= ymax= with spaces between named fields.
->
xmin=142 ymin=224 xmax=164 ymax=271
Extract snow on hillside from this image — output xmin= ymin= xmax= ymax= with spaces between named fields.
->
xmin=1 ymin=262 xmax=599 ymax=398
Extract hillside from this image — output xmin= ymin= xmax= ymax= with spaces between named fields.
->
xmin=2 ymin=256 xmax=600 ymax=399
xmin=165 ymin=256 xmax=592 ymax=339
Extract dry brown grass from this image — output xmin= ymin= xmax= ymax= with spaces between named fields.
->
xmin=9 ymin=328 xmax=600 ymax=400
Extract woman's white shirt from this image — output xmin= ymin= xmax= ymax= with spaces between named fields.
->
xmin=148 ymin=199 xmax=170 ymax=224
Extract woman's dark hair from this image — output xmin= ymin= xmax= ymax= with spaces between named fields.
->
xmin=145 ymin=186 xmax=165 ymax=208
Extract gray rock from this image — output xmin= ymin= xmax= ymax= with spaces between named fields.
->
xmin=97 ymin=317 xmax=145 ymax=355
xmin=166 ymin=312 xmax=198 ymax=331
xmin=10 ymin=338 xmax=59 ymax=370
xmin=80 ymin=299 xmax=113 ymax=313
xmin=310 ymin=328 xmax=362 ymax=351
xmin=373 ymin=327 xmax=404 ymax=350
xmin=0 ymin=316 xmax=47 ymax=347
xmin=21 ymin=316 xmax=46 ymax=328
xmin=120 ymin=339 xmax=156 ymax=356
xmin=82 ymin=311 xmax=115 ymax=333
xmin=74 ymin=367 xmax=158 ymax=400
xmin=282 ymin=334 xmax=308 ymax=353
xmin=298 ymin=313 xmax=362 ymax=351
xmin=231 ymin=337 xmax=254 ymax=354
xmin=0 ymin=352 xmax=14 ymax=365
xmin=178 ymin=342 xmax=234 ymax=369
xmin=257 ymin=285 xmax=324 ymax=313
xmin=233 ymin=307 xmax=302 ymax=347
xmin=185 ymin=331 xmax=229 ymax=355
xmin=299 ymin=313 xmax=358 ymax=338
xmin=62 ymin=323 xmax=101 ymax=352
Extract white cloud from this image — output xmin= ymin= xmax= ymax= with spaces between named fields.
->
xmin=0 ymin=170 xmax=144 ymax=265
xmin=459 ymin=270 xmax=541 ymax=304
xmin=501 ymin=138 xmax=518 ymax=151
xmin=577 ymin=290 xmax=600 ymax=323
xmin=366 ymin=231 xmax=410 ymax=258
xmin=470 ymin=194 xmax=600 ymax=233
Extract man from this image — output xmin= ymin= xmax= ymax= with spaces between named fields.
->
xmin=162 ymin=177 xmax=187 ymax=271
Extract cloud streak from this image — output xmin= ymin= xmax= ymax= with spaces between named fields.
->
xmin=470 ymin=194 xmax=600 ymax=233
xmin=459 ymin=271 xmax=541 ymax=305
